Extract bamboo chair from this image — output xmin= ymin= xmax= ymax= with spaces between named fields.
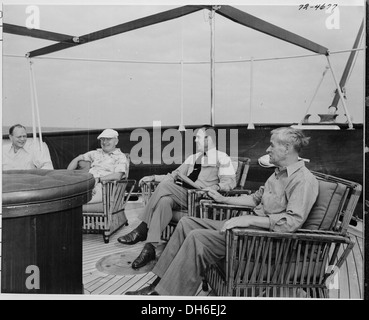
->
xmin=141 ymin=157 xmax=251 ymax=241
xmin=199 ymin=171 xmax=361 ymax=297
xmin=77 ymin=155 xmax=136 ymax=243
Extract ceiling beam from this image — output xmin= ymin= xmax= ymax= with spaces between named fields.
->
xmin=27 ymin=5 xmax=205 ymax=58
xmin=3 ymin=23 xmax=76 ymax=43
xmin=215 ymin=5 xmax=329 ymax=55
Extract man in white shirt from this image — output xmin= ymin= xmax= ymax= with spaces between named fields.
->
xmin=67 ymin=128 xmax=129 ymax=204
xmin=2 ymin=124 xmax=53 ymax=171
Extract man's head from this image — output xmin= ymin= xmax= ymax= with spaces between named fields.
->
xmin=195 ymin=125 xmax=216 ymax=153
xmin=97 ymin=129 xmax=119 ymax=153
xmin=266 ymin=127 xmax=310 ymax=167
xmin=9 ymin=124 xmax=27 ymax=151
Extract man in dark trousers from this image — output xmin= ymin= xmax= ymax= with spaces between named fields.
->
xmin=117 ymin=125 xmax=236 ymax=269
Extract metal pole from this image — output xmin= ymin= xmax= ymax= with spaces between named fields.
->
xmin=28 ymin=59 xmax=38 ymax=142
xmin=326 ymin=54 xmax=354 ymax=130
xmin=179 ymin=59 xmax=186 ymax=131
xmin=209 ymin=9 xmax=215 ymax=126
xmin=247 ymin=57 xmax=255 ymax=129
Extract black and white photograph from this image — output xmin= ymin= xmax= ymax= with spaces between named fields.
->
xmin=0 ymin=0 xmax=366 ymax=303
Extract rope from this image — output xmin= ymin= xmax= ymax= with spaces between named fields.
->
xmin=300 ymin=65 xmax=330 ymax=124
xmin=178 ymin=18 xmax=186 ymax=132
xmin=4 ymin=48 xmax=365 ymax=65
xmin=28 ymin=59 xmax=44 ymax=152
xmin=247 ymin=57 xmax=255 ymax=129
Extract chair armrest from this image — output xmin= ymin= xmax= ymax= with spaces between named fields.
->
xmin=202 ymin=202 xmax=254 ymax=211
xmin=102 ymin=179 xmax=136 ymax=187
xmin=227 ymin=227 xmax=354 ymax=245
xmin=141 ymin=180 xmax=160 ymax=188
xmin=219 ymin=189 xmax=252 ymax=196
xmin=116 ymin=179 xmax=136 ymax=187
xmin=200 ymin=200 xmax=254 ymax=220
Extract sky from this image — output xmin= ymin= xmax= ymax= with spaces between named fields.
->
xmin=0 ymin=0 xmax=365 ymax=131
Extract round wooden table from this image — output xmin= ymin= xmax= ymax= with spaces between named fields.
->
xmin=1 ymin=169 xmax=95 ymax=294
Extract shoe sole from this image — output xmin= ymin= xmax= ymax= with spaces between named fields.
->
xmin=117 ymin=236 xmax=147 ymax=245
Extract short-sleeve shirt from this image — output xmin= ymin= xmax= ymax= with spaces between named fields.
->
xmin=2 ymin=140 xmax=54 ymax=170
xmin=81 ymin=148 xmax=128 ymax=178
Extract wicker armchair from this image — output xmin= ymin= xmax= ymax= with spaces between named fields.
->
xmin=199 ymin=171 xmax=361 ymax=297
xmin=77 ymin=155 xmax=136 ymax=243
xmin=141 ymin=157 xmax=251 ymax=240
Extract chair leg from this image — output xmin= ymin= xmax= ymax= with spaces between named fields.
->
xmin=202 ymin=279 xmax=209 ymax=292
xmin=103 ymin=235 xmax=109 ymax=244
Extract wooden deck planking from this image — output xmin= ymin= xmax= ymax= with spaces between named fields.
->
xmin=83 ymin=201 xmax=363 ymax=298
xmin=98 ymin=275 xmax=136 ymax=295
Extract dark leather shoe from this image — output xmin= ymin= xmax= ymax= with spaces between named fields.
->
xmin=132 ymin=243 xmax=156 ymax=269
xmin=117 ymin=229 xmax=147 ymax=245
xmin=125 ymin=284 xmax=159 ymax=295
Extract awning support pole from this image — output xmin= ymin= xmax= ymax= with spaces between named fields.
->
xmin=247 ymin=57 xmax=255 ymax=129
xmin=209 ymin=8 xmax=215 ymax=126
xmin=28 ymin=59 xmax=44 ymax=151
xmin=326 ymin=54 xmax=354 ymax=130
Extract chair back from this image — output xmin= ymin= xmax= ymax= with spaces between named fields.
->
xmin=302 ymin=171 xmax=362 ymax=235
xmin=231 ymin=157 xmax=251 ymax=189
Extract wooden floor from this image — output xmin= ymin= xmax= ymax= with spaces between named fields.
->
xmin=83 ymin=200 xmax=212 ymax=297
xmin=83 ymin=200 xmax=364 ymax=299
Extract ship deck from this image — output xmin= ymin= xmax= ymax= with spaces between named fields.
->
xmin=82 ymin=200 xmax=364 ymax=299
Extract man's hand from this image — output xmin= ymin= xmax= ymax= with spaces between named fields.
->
xmin=139 ymin=175 xmax=155 ymax=186
xmin=207 ymin=189 xmax=226 ymax=203
xmin=220 ymin=216 xmax=251 ymax=234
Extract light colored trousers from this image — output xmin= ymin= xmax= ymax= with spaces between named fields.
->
xmin=139 ymin=180 xmax=189 ymax=243
xmin=89 ymin=183 xmax=103 ymax=203
xmin=152 ymin=216 xmax=226 ymax=296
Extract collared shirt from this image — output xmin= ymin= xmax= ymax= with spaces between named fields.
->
xmin=2 ymin=140 xmax=54 ymax=170
xmin=82 ymin=148 xmax=128 ymax=178
xmin=156 ymin=148 xmax=236 ymax=191
xmin=251 ymin=160 xmax=319 ymax=233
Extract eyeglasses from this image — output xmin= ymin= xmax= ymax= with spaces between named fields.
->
xmin=100 ymin=138 xmax=114 ymax=142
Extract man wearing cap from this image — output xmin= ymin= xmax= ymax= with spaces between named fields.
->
xmin=67 ymin=128 xmax=129 ymax=203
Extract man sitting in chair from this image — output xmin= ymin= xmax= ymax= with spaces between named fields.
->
xmin=67 ymin=128 xmax=129 ymax=203
xmin=117 ymin=125 xmax=237 ymax=269
xmin=125 ymin=127 xmax=319 ymax=296
xmin=3 ymin=124 xmax=54 ymax=170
